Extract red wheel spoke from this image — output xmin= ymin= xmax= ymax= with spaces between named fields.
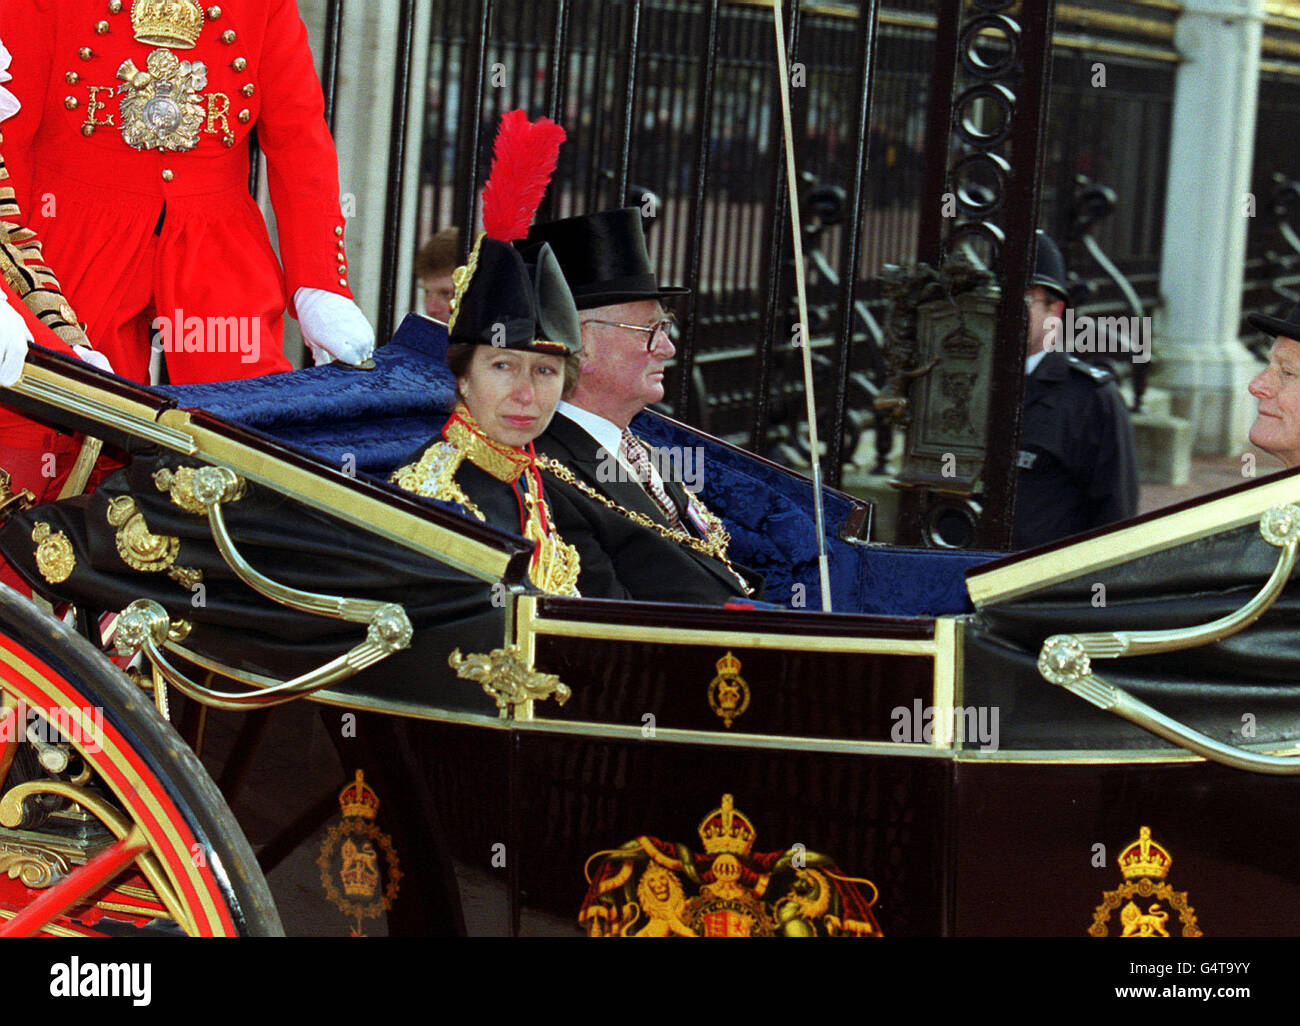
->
xmin=0 ymin=831 xmax=149 ymax=937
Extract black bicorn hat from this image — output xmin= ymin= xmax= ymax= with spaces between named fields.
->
xmin=518 ymin=207 xmax=689 ymax=310
xmin=444 ymin=109 xmax=581 ymax=355
xmin=1030 ymin=230 xmax=1070 ymax=303
xmin=1248 ymin=300 xmax=1300 ymax=341
xmin=447 ymin=238 xmax=581 ymax=355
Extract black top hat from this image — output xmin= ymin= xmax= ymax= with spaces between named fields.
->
xmin=448 ymin=238 xmax=581 ymax=355
xmin=1030 ymin=230 xmax=1070 ymax=303
xmin=518 ymin=207 xmax=689 ymax=310
xmin=1248 ymin=300 xmax=1300 ymax=341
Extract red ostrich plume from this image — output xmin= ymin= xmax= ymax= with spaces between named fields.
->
xmin=480 ymin=109 xmax=567 ymax=242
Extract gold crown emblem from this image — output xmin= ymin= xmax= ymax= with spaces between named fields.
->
xmin=338 ymin=769 xmax=380 ymax=821
xmin=1118 ymin=826 xmax=1171 ymax=880
xmin=130 ymin=0 xmax=205 ymax=48
xmin=698 ymin=794 xmax=755 ymax=856
xmin=715 ymin=651 xmax=742 ymax=677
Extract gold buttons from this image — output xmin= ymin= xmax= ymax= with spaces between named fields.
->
xmin=222 ymin=132 xmax=235 ymax=148
xmin=335 ymin=226 xmax=344 ymax=237
xmin=237 ymin=109 xmax=251 ymax=123
xmin=82 ymin=124 xmax=95 ymax=136
xmin=64 ymin=96 xmax=79 ymax=109
xmin=108 ymin=0 xmax=123 ymax=12
xmin=240 ymin=83 xmax=254 ymax=97
xmin=65 ymin=71 xmax=80 ymax=84
xmin=162 ymin=168 xmax=174 ymax=182
xmin=95 ymin=19 xmax=109 ymax=33
xmin=221 ymin=29 xmax=236 ymax=43
xmin=339 ymin=278 xmax=348 ymax=287
xmin=232 ymin=57 xmax=247 ymax=72
xmin=337 ymin=264 xmax=347 ymax=274
xmin=79 ymin=47 xmax=94 ymax=60
xmin=207 ymin=5 xmax=222 ymax=17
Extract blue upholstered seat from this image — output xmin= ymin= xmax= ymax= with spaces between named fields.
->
xmin=152 ymin=315 xmax=995 ymax=614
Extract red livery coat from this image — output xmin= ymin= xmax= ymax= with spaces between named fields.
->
xmin=0 ymin=0 xmax=354 ymax=384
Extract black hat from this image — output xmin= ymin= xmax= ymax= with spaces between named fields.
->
xmin=447 ymin=238 xmax=581 ymax=355
xmin=444 ymin=108 xmax=579 ymax=354
xmin=1248 ymin=300 xmax=1300 ymax=341
xmin=1030 ymin=230 xmax=1070 ymax=303
xmin=519 ymin=207 xmax=689 ymax=310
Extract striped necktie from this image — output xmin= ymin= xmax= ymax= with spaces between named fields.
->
xmin=620 ymin=430 xmax=681 ymax=528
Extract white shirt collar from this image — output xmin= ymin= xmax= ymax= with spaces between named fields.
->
xmin=1025 ymin=350 xmax=1048 ymax=377
xmin=555 ymin=401 xmax=667 ymax=489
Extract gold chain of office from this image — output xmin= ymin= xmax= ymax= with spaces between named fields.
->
xmin=535 ymin=455 xmax=753 ymax=596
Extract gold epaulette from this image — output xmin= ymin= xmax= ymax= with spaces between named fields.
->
xmin=389 ymin=440 xmax=486 ymax=521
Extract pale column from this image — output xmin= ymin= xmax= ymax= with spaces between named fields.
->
xmin=1154 ymin=0 xmax=1264 ymax=454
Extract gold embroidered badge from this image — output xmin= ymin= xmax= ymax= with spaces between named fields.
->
xmin=316 ymin=770 xmax=403 ymax=937
xmin=706 ymin=651 xmax=750 ymax=728
xmin=32 ymin=523 xmax=75 ymax=584
xmin=117 ymin=48 xmax=209 ymax=151
xmin=1089 ymin=826 xmax=1201 ymax=937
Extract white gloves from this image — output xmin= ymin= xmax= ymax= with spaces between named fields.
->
xmin=73 ymin=346 xmax=114 ymax=374
xmin=294 ymin=287 xmax=376 ymax=367
xmin=0 ymin=300 xmax=32 ymax=386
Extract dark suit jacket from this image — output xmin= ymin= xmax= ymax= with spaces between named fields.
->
xmin=536 ymin=412 xmax=761 ymax=604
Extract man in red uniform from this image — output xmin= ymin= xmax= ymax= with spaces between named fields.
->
xmin=0 ymin=33 xmax=114 ymax=596
xmin=0 ymin=0 xmax=373 ymax=384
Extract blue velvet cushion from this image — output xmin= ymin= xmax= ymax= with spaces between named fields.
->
xmin=154 ymin=314 xmax=995 ymax=614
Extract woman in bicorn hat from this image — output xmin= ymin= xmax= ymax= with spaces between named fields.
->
xmin=390 ymin=110 xmax=583 ymax=597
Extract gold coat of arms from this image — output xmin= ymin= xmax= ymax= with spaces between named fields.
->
xmin=580 ymin=794 xmax=882 ymax=937
xmin=316 ymin=770 xmax=403 ymax=937
xmin=1089 ymin=826 xmax=1201 ymax=937
xmin=117 ymin=49 xmax=209 ymax=152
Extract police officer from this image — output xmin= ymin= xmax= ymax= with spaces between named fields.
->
xmin=1013 ymin=231 xmax=1139 ymax=548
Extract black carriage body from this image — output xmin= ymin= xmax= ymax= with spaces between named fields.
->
xmin=3 ymin=318 xmax=1300 ymax=937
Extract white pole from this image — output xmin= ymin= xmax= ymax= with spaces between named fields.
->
xmin=771 ymin=0 xmax=833 ymax=612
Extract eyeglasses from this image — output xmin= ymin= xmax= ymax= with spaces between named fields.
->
xmin=582 ymin=314 xmax=676 ymax=352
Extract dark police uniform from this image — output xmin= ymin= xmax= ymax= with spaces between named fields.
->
xmin=1013 ymin=351 xmax=1139 ymax=549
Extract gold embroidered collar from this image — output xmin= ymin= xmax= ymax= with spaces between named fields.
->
xmin=443 ymin=402 xmax=534 ymax=483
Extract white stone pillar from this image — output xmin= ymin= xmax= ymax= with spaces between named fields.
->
xmin=1154 ymin=0 xmax=1264 ymax=454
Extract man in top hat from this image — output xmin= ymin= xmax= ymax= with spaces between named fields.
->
xmin=520 ymin=207 xmax=760 ymax=603
xmin=1246 ymin=300 xmax=1300 ymax=468
xmin=1014 ymin=230 xmax=1139 ymax=549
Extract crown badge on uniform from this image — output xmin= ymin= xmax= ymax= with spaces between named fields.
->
xmin=1089 ymin=826 xmax=1201 ymax=937
xmin=317 ymin=769 xmax=403 ymax=936
xmin=706 ymin=650 xmax=750 ymax=729
xmin=130 ymin=0 xmax=206 ymax=49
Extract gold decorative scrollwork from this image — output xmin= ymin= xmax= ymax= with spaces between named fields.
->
xmin=0 ymin=468 xmax=34 ymax=525
xmin=153 ymin=466 xmax=210 ymax=515
xmin=448 ymin=645 xmax=571 ymax=717
xmin=0 ymin=840 xmax=72 ymax=889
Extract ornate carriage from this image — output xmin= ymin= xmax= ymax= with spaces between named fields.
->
xmin=2 ymin=315 xmax=1298 ymax=937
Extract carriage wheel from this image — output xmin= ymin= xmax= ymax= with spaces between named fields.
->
xmin=0 ymin=584 xmax=282 ymax=936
